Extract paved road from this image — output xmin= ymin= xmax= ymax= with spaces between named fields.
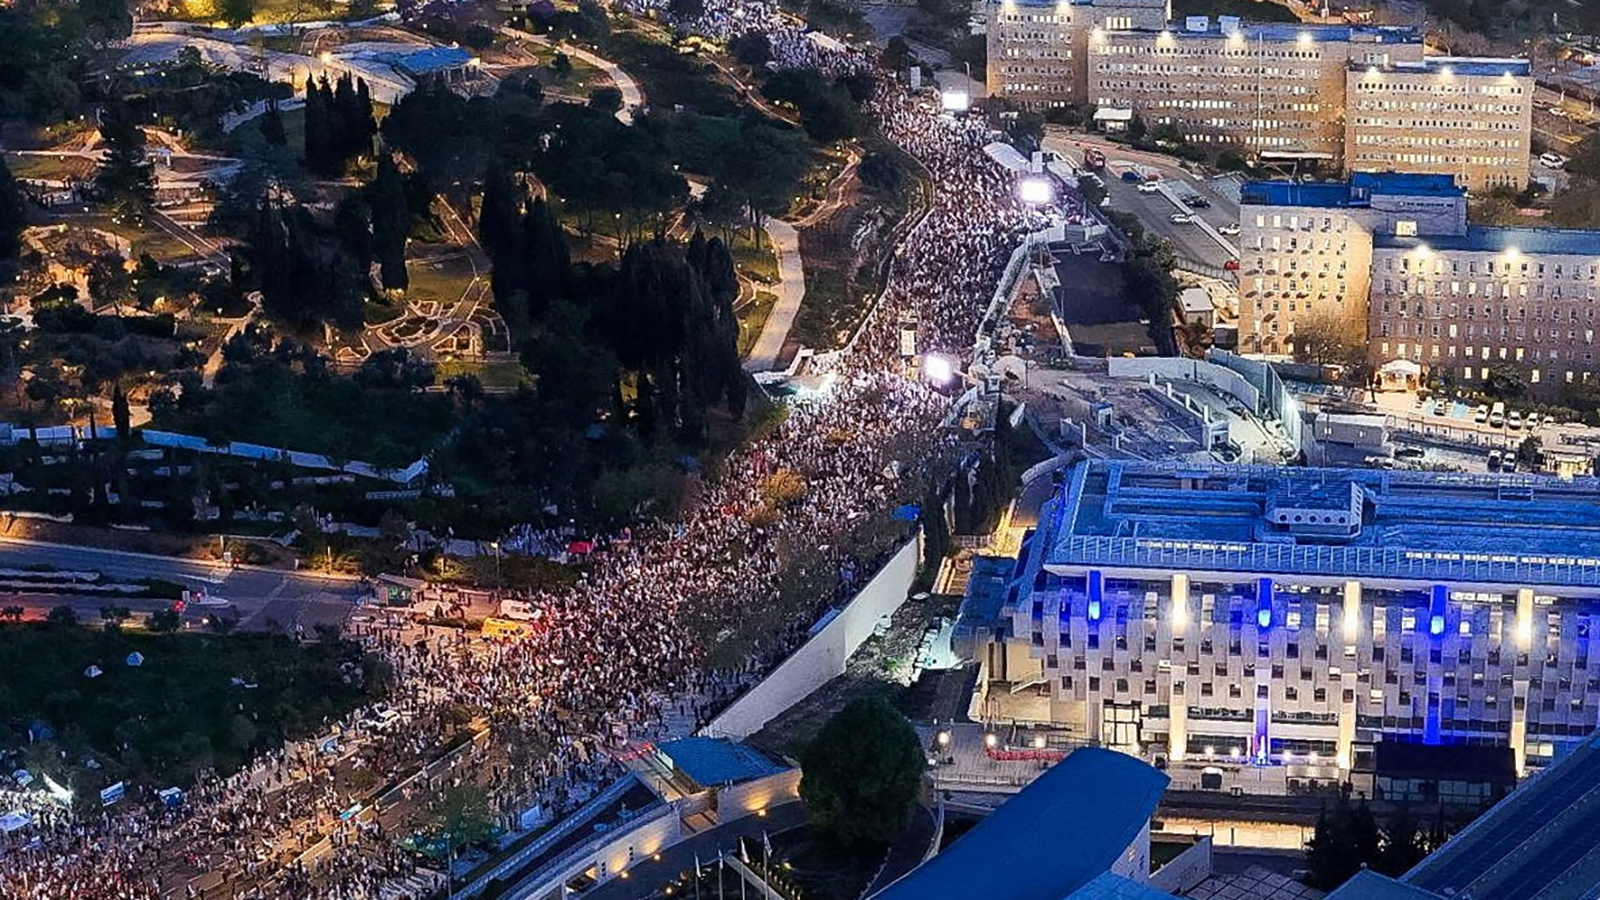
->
xmin=1043 ymin=132 xmax=1238 ymax=271
xmin=582 ymin=803 xmax=809 ymax=900
xmin=0 ymin=536 xmax=365 ymax=630
xmin=743 ymin=218 xmax=806 ymax=373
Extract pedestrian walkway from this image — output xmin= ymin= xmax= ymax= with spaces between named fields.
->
xmin=498 ymin=25 xmax=644 ymax=124
xmin=742 ymin=219 xmax=806 ymax=372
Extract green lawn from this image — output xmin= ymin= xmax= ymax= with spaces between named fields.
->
xmin=405 ymin=254 xmax=480 ymax=308
xmin=436 ymin=358 xmax=533 ymax=391
xmin=223 ymin=105 xmax=306 ymax=167
xmin=737 ymin=289 xmax=778 ymax=358
xmin=0 ymin=624 xmax=388 ymax=796
xmin=730 ymin=229 xmax=780 ymax=285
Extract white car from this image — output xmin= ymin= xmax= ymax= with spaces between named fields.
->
xmin=1137 ymin=181 xmax=1161 ymax=194
xmin=1169 ymin=212 xmax=1195 ymax=224
xmin=1540 ymin=152 xmax=1566 ymax=169
xmin=1218 ymin=223 xmax=1241 ymax=235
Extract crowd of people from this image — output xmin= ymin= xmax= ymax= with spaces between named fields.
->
xmin=0 ymin=5 xmax=1045 ymax=898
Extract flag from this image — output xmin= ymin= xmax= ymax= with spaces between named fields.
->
xmin=763 ymin=831 xmax=773 ymax=859
xmin=740 ymin=837 xmax=750 ymax=863
xmin=695 ymin=853 xmax=702 ymax=879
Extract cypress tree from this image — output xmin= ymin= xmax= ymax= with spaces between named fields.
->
xmin=369 ymin=153 xmax=409 ymax=290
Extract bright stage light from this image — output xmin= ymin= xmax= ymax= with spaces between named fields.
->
xmin=1017 ymin=177 xmax=1053 ymax=205
xmin=940 ymin=90 xmax=970 ymax=113
xmin=923 ymin=354 xmax=955 ymax=384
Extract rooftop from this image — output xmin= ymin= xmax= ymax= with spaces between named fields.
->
xmin=376 ymin=45 xmax=473 ymax=75
xmin=1041 ymin=460 xmax=1600 ymax=588
xmin=869 ymin=748 xmax=1169 ymax=900
xmin=1325 ymin=871 xmax=1444 ymax=900
xmin=1242 ymin=173 xmax=1463 ymax=208
xmin=657 ymin=737 xmax=786 ymax=787
xmin=1403 ymin=729 xmax=1600 ymax=900
xmin=1357 ymin=55 xmax=1532 ymax=78
xmin=1103 ymin=22 xmax=1421 ymax=44
xmin=1375 ymin=224 xmax=1600 ymax=257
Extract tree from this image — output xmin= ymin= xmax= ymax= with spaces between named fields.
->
xmin=587 ymin=86 xmax=624 ymax=114
xmin=94 ymin=101 xmax=156 ymax=222
xmin=1291 ymin=309 xmax=1366 ymax=368
xmin=259 ymin=101 xmax=288 ymax=146
xmin=80 ymin=0 xmax=133 ymax=43
xmin=1376 ymin=806 xmax=1429 ymax=876
xmin=799 ymin=697 xmax=923 ymax=847
xmin=550 ymin=52 xmax=573 ymax=78
xmin=88 ymin=252 xmax=133 ymax=310
xmin=1482 ymin=363 xmax=1527 ymax=400
xmin=880 ymin=36 xmax=910 ymax=70
xmin=46 ymin=605 xmax=79 ymax=627
xmin=1305 ymin=797 xmax=1384 ymax=890
xmin=429 ymin=785 xmax=497 ymax=857
xmin=730 ymin=31 xmax=773 ymax=67
xmin=147 ymin=608 xmax=181 ymax=632
xmin=0 ymin=156 xmax=23 ymax=282
xmin=368 ymin=153 xmax=410 ymax=291
xmin=111 ymin=381 xmax=131 ymax=441
xmin=1516 ymin=434 xmax=1543 ymax=469
xmin=219 ymin=0 xmax=255 ymax=28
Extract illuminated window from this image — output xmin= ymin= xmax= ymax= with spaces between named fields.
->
xmin=1396 ymin=220 xmax=1418 ymax=237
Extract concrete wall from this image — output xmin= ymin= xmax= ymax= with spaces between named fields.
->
xmin=510 ymin=805 xmax=682 ymax=900
xmin=701 ymin=538 xmax=921 ymax=741
xmin=1107 ymin=356 xmax=1263 ymax=412
xmin=1149 ymin=837 xmax=1214 ymax=894
xmin=717 ymin=769 xmax=803 ymax=821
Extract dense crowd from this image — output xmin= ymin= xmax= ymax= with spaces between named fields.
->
xmin=0 ymin=7 xmax=1038 ymax=899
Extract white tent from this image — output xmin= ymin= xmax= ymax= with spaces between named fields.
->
xmin=84 ymin=665 xmax=103 ymax=679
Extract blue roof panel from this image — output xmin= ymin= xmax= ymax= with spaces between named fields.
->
xmin=870 ymin=749 xmax=1168 ymax=900
xmin=658 ymin=738 xmax=785 ymax=787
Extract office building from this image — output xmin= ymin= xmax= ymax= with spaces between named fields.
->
xmin=985 ymin=0 xmax=1168 ymax=108
xmin=1086 ymin=21 xmax=1423 ymax=160
xmin=1370 ymin=226 xmax=1600 ymax=396
xmin=1237 ymin=172 xmax=1465 ymax=357
xmin=1346 ymin=57 xmax=1534 ymax=193
xmin=971 ymin=459 xmax=1600 ymax=788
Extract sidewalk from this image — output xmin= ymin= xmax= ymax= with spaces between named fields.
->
xmin=742 ymin=219 xmax=805 ymax=373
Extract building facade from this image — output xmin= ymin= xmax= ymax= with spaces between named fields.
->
xmin=975 ymin=460 xmax=1600 ymax=788
xmin=1345 ymin=58 xmax=1534 ymax=193
xmin=985 ymin=0 xmax=1168 ymax=108
xmin=1369 ymin=227 xmax=1600 ymax=393
xmin=1086 ymin=21 xmax=1423 ymax=160
xmin=1237 ymin=172 xmax=1465 ymax=357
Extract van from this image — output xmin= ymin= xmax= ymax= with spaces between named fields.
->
xmin=481 ymin=617 xmax=534 ymax=641
xmin=1540 ymin=152 xmax=1566 ymax=169
xmin=1489 ymin=402 xmax=1506 ymax=428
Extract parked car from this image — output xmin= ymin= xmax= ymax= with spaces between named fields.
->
xmin=1137 ymin=181 xmax=1161 ymax=193
xmin=1508 ymin=410 xmax=1524 ymax=430
xmin=1121 ymin=170 xmax=1143 ymax=183
xmin=1474 ymin=404 xmax=1490 ymax=423
xmin=1169 ymin=212 xmax=1196 ymax=224
xmin=1540 ymin=152 xmax=1567 ymax=169
xmin=1432 ymin=399 xmax=1448 ymax=416
xmin=1218 ymin=223 xmax=1241 ymax=235
xmin=1395 ymin=446 xmax=1426 ymax=460
xmin=1187 ymin=196 xmax=1210 ymax=208
xmin=1488 ymin=449 xmax=1503 ymax=471
xmin=1489 ymin=401 xmax=1506 ymax=428
xmin=1224 ymin=258 xmax=1241 ymax=271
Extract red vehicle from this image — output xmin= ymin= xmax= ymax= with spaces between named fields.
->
xmin=1083 ymin=147 xmax=1106 ymax=170
xmin=1224 ymin=259 xmax=1241 ymax=271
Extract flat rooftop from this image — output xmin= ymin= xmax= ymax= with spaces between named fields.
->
xmin=1042 ymin=460 xmax=1600 ymax=587
xmin=1242 ymin=173 xmax=1462 ymax=208
xmin=657 ymin=737 xmax=785 ymax=787
xmin=1104 ymin=22 xmax=1421 ymax=44
xmin=1403 ymin=729 xmax=1600 ymax=900
xmin=1376 ymin=224 xmax=1600 ymax=257
xmin=1359 ymin=55 xmax=1532 ymax=77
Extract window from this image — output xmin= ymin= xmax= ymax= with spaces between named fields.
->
xmin=1395 ymin=220 xmax=1418 ymax=237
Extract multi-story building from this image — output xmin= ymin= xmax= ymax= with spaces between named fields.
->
xmin=1346 ymin=57 xmax=1534 ymax=193
xmin=1086 ymin=20 xmax=1423 ymax=160
xmin=973 ymin=459 xmax=1600 ymax=787
xmin=1370 ymin=226 xmax=1600 ymax=393
xmin=1237 ymin=172 xmax=1465 ymax=356
xmin=985 ymin=0 xmax=1169 ymax=108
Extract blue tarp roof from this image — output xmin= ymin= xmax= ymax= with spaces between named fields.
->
xmin=380 ymin=46 xmax=473 ymax=75
xmin=870 ymin=749 xmax=1169 ymax=900
xmin=1328 ymin=872 xmax=1444 ymax=900
xmin=1243 ymin=172 xmax=1462 ymax=208
xmin=659 ymin=738 xmax=785 ymax=787
xmin=1068 ymin=874 xmax=1181 ymax=900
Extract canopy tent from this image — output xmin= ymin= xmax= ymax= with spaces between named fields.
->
xmin=983 ymin=142 xmax=1030 ymax=174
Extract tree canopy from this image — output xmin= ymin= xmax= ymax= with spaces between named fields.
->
xmin=799 ymin=697 xmax=924 ymax=846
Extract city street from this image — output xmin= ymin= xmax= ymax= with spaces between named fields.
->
xmin=0 ymin=535 xmax=365 ymax=631
xmin=1043 ymin=131 xmax=1239 ymax=273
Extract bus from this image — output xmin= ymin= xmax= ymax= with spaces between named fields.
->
xmin=481 ymin=617 xmax=535 ymax=641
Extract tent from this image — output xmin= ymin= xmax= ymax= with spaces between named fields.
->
xmin=84 ymin=665 xmax=103 ymax=679
xmin=1377 ymin=358 xmax=1423 ymax=392
xmin=125 ymin=652 xmax=145 ymax=667
xmin=0 ymin=812 xmax=31 ymax=833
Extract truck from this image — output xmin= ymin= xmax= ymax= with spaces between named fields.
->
xmin=1083 ymin=147 xmax=1106 ymax=170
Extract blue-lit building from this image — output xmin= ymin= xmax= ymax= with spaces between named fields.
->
xmin=973 ymin=459 xmax=1600 ymax=793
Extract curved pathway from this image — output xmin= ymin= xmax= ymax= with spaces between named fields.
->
xmin=498 ymin=25 xmax=644 ymax=124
